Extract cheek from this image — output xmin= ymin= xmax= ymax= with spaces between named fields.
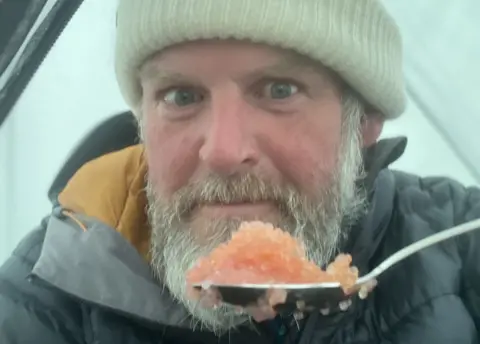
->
xmin=260 ymin=104 xmax=343 ymax=192
xmin=143 ymin=115 xmax=200 ymax=195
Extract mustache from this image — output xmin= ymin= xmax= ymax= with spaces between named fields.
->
xmin=164 ymin=173 xmax=302 ymax=219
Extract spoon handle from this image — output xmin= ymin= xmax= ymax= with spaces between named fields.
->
xmin=359 ymin=218 xmax=480 ymax=284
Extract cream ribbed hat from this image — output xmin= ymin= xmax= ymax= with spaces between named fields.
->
xmin=115 ymin=0 xmax=406 ymax=119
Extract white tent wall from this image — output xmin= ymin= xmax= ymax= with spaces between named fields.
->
xmin=382 ymin=0 xmax=480 ymax=186
xmin=0 ymin=0 xmax=478 ymax=263
xmin=0 ymin=0 xmax=126 ymax=262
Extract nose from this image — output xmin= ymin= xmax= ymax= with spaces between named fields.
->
xmin=199 ymin=91 xmax=259 ymax=175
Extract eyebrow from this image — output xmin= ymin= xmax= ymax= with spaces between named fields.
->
xmin=138 ymin=64 xmax=192 ymax=85
xmin=238 ymin=53 xmax=340 ymax=88
xmin=138 ymin=51 xmax=338 ymax=86
xmin=241 ymin=55 xmax=318 ymax=80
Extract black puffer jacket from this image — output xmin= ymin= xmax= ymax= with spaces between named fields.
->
xmin=1 ymin=141 xmax=479 ymax=344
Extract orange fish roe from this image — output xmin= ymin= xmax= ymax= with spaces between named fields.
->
xmin=186 ymin=221 xmax=358 ymax=291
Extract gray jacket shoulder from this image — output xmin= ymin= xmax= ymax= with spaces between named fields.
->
xmin=391 ymin=170 xmax=480 ymax=225
xmin=0 ymin=222 xmax=84 ymax=344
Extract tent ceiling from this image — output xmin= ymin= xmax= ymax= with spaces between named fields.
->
xmin=383 ymin=0 xmax=480 ymax=182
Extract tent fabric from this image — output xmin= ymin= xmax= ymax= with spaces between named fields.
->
xmin=0 ymin=0 xmax=83 ymax=126
xmin=0 ymin=0 xmax=46 ymax=71
xmin=381 ymin=0 xmax=480 ymax=184
xmin=0 ymin=0 xmax=479 ymax=262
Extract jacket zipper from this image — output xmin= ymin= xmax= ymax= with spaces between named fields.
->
xmin=269 ymin=313 xmax=306 ymax=344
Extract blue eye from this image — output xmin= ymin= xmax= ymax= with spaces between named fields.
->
xmin=163 ymin=88 xmax=203 ymax=106
xmin=265 ymin=82 xmax=299 ymax=99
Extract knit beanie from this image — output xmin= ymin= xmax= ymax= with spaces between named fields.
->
xmin=115 ymin=0 xmax=406 ymax=119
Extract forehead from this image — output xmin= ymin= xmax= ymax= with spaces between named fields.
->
xmin=139 ymin=39 xmax=338 ymax=82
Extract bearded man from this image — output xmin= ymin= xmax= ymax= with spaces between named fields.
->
xmin=1 ymin=0 xmax=479 ymax=343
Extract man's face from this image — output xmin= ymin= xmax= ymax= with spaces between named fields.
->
xmin=139 ymin=40 xmax=367 ymax=332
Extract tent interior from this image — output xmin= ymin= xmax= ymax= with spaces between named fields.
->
xmin=0 ymin=0 xmax=479 ymax=263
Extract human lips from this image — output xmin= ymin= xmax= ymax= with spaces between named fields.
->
xmin=196 ymin=201 xmax=277 ymax=218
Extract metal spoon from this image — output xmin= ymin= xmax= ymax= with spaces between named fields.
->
xmin=193 ymin=218 xmax=480 ymax=313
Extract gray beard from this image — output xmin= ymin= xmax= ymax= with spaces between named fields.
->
xmin=145 ymin=92 xmax=366 ymax=335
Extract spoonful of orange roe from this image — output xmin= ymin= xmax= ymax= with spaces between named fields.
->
xmin=186 ymin=221 xmax=361 ymax=314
